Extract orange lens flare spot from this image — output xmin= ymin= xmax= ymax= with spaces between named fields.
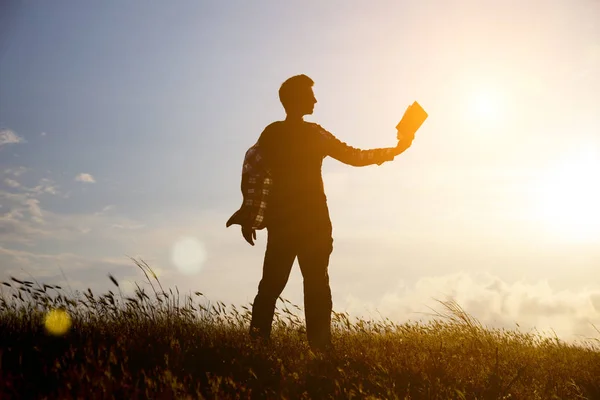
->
xmin=44 ymin=309 xmax=72 ymax=336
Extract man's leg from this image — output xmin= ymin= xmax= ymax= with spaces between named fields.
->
xmin=250 ymin=227 xmax=297 ymax=342
xmin=297 ymin=219 xmax=334 ymax=351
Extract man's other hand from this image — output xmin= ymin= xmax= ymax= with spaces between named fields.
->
xmin=242 ymin=225 xmax=257 ymax=246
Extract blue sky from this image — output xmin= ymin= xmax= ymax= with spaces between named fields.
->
xmin=1 ymin=0 xmax=600 ymax=342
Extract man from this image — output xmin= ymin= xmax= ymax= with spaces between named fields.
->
xmin=227 ymin=74 xmax=415 ymax=351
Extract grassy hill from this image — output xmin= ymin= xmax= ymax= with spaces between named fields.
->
xmin=1 ymin=259 xmax=600 ymax=399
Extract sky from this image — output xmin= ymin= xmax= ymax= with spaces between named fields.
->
xmin=1 ymin=0 xmax=600 ymax=342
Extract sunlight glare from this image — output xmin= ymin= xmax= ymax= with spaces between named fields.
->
xmin=534 ymin=147 xmax=600 ymax=243
xmin=468 ymin=88 xmax=504 ymax=123
xmin=171 ymin=236 xmax=207 ymax=275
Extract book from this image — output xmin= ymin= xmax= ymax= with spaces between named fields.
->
xmin=396 ymin=101 xmax=428 ymax=139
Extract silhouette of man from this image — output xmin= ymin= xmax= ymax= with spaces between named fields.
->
xmin=227 ymin=74 xmax=415 ymax=351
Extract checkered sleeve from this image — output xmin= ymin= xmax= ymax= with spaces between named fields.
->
xmin=314 ymin=124 xmax=397 ymax=166
xmin=226 ymin=144 xmax=272 ymax=230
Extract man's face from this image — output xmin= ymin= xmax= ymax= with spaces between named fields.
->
xmin=298 ymin=86 xmax=317 ymax=116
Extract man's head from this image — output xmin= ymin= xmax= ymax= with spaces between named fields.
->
xmin=279 ymin=74 xmax=317 ymax=117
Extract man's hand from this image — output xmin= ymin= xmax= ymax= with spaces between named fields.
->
xmin=242 ymin=225 xmax=257 ymax=246
xmin=394 ymin=131 xmax=415 ymax=156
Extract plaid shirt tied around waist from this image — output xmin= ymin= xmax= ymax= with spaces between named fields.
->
xmin=226 ymin=143 xmax=272 ymax=230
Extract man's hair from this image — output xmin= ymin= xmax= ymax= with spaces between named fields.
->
xmin=278 ymin=74 xmax=314 ymax=112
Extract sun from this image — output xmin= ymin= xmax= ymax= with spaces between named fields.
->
xmin=534 ymin=147 xmax=600 ymax=243
xmin=467 ymin=88 xmax=505 ymax=123
xmin=471 ymin=92 xmax=497 ymax=120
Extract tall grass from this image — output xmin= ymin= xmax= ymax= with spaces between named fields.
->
xmin=1 ymin=258 xmax=600 ymax=399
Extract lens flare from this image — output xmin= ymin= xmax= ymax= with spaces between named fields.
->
xmin=171 ymin=236 xmax=207 ymax=275
xmin=44 ymin=309 xmax=72 ymax=336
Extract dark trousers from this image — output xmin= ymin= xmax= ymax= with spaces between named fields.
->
xmin=250 ymin=211 xmax=334 ymax=349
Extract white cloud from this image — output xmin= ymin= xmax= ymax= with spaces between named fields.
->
xmin=43 ymin=186 xmax=58 ymax=195
xmin=3 ymin=167 xmax=28 ymax=177
xmin=75 ymin=173 xmax=95 ymax=183
xmin=25 ymin=199 xmax=43 ymax=223
xmin=0 ymin=186 xmax=147 ymax=248
xmin=342 ymin=271 xmax=600 ymax=344
xmin=94 ymin=205 xmax=115 ymax=216
xmin=25 ymin=178 xmax=60 ymax=196
xmin=0 ymin=214 xmax=50 ymax=245
xmin=0 ymin=246 xmax=136 ymax=283
xmin=112 ymin=223 xmax=146 ymax=230
xmin=0 ymin=129 xmax=24 ymax=148
xmin=4 ymin=179 xmax=20 ymax=188
xmin=0 ymin=190 xmax=57 ymax=243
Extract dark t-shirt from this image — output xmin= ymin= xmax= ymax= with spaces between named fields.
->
xmin=257 ymin=120 xmax=396 ymax=229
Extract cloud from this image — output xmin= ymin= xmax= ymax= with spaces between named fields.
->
xmin=342 ymin=271 xmax=600 ymax=344
xmin=0 ymin=246 xmax=138 ymax=286
xmin=0 ymin=185 xmax=147 ymax=248
xmin=40 ymin=132 xmax=47 ymax=136
xmin=0 ymin=246 xmax=84 ymax=271
xmin=0 ymin=163 xmax=154 ymax=291
xmin=2 ymin=174 xmax=59 ymax=196
xmin=94 ymin=205 xmax=115 ymax=216
xmin=42 ymin=186 xmax=58 ymax=195
xmin=25 ymin=199 xmax=43 ymax=223
xmin=27 ymin=179 xmax=60 ymax=196
xmin=0 ymin=190 xmax=50 ymax=243
xmin=0 ymin=215 xmax=50 ymax=245
xmin=0 ymin=129 xmax=24 ymax=148
xmin=4 ymin=178 xmax=20 ymax=188
xmin=3 ymin=167 xmax=28 ymax=177
xmin=112 ymin=223 xmax=146 ymax=230
xmin=75 ymin=173 xmax=95 ymax=183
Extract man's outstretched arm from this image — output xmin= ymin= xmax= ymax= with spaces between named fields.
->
xmin=316 ymin=124 xmax=414 ymax=166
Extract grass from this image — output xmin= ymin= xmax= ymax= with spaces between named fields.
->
xmin=1 ymin=258 xmax=600 ymax=399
